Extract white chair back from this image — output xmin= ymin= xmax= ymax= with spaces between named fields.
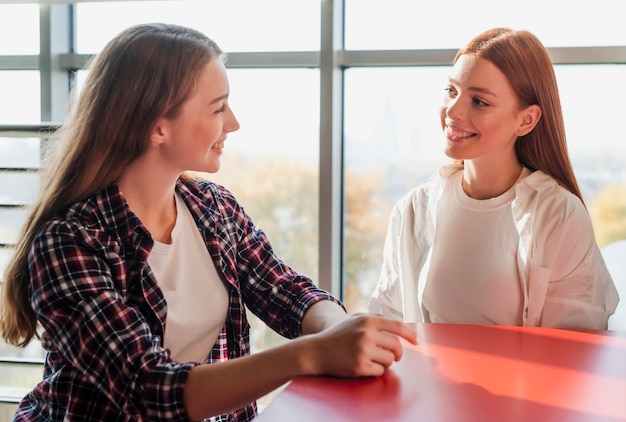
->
xmin=602 ymin=240 xmax=626 ymax=330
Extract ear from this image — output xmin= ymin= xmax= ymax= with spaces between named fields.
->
xmin=517 ymin=104 xmax=542 ymax=137
xmin=150 ymin=117 xmax=169 ymax=146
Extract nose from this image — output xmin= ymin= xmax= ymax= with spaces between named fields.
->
xmin=226 ymin=108 xmax=240 ymax=133
xmin=444 ymin=95 xmax=465 ymax=119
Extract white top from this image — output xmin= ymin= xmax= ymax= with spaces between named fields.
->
xmin=369 ymin=164 xmax=620 ymax=329
xmin=423 ymin=169 xmax=529 ymax=325
xmin=148 ymin=193 xmax=229 ymax=363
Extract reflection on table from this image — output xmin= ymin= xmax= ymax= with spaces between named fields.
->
xmin=256 ymin=323 xmax=626 ymax=422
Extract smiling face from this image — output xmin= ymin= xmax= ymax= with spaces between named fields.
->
xmin=440 ymin=54 xmax=527 ymax=167
xmin=154 ymin=58 xmax=240 ymax=174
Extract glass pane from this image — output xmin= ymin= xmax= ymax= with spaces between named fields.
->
xmin=0 ymin=362 xmax=43 ymax=392
xmin=0 ymin=247 xmax=14 ymax=281
xmin=556 ymin=64 xmax=626 ymax=247
xmin=0 ymin=338 xmax=46 ymax=402
xmin=0 ymin=137 xmax=42 ymax=169
xmin=345 ymin=0 xmax=626 ymax=50
xmin=76 ymin=0 xmax=320 ymax=54
xmin=0 ymin=403 xmax=20 ymax=422
xmin=0 ymin=173 xmax=39 ymax=207
xmin=0 ymin=208 xmax=29 ymax=245
xmin=0 ymin=72 xmax=41 ymax=124
xmin=343 ymin=64 xmax=626 ymax=313
xmin=0 ymin=4 xmax=39 ymax=55
xmin=343 ymin=67 xmax=447 ymax=313
xmin=0 ymin=283 xmax=45 ymax=358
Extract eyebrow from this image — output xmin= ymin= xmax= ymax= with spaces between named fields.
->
xmin=448 ymin=78 xmax=498 ymax=97
xmin=209 ymin=93 xmax=229 ymax=104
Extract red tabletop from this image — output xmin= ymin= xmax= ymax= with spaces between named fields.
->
xmin=256 ymin=323 xmax=626 ymax=422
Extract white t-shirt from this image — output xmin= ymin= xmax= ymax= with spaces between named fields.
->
xmin=422 ymin=168 xmax=530 ymax=325
xmin=147 ymin=193 xmax=229 ymax=363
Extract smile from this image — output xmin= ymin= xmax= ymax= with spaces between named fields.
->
xmin=446 ymin=126 xmax=476 ymax=140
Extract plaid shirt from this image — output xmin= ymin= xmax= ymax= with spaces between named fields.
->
xmin=16 ymin=178 xmax=340 ymax=421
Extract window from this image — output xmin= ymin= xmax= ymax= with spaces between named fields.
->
xmin=0 ymin=72 xmax=40 ymax=124
xmin=345 ymin=0 xmax=626 ymax=50
xmin=75 ymin=0 xmax=320 ymax=53
xmin=0 ymin=5 xmax=39 ymax=55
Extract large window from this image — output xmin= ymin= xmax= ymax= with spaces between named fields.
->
xmin=344 ymin=0 xmax=626 ymax=50
xmin=1 ymin=0 xmax=626 ymax=417
xmin=75 ymin=0 xmax=320 ymax=53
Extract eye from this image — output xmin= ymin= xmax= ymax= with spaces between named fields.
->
xmin=444 ymin=86 xmax=457 ymax=97
xmin=472 ymin=97 xmax=490 ymax=107
xmin=214 ymin=104 xmax=226 ymax=114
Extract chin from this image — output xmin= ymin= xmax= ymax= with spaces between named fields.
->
xmin=443 ymin=147 xmax=460 ymax=160
xmin=203 ymin=160 xmax=222 ymax=174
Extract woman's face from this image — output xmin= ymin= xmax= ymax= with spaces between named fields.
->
xmin=157 ymin=58 xmax=240 ymax=174
xmin=439 ymin=54 xmax=525 ymax=166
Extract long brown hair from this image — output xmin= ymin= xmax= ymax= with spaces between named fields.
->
xmin=0 ymin=23 xmax=223 ymax=347
xmin=454 ymin=27 xmax=584 ymax=203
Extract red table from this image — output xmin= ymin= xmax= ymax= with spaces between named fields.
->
xmin=256 ymin=323 xmax=626 ymax=421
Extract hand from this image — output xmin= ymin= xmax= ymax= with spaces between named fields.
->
xmin=299 ymin=313 xmax=417 ymax=378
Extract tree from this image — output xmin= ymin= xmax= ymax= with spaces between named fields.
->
xmin=589 ymin=183 xmax=626 ymax=248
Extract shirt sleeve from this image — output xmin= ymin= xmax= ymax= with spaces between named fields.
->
xmin=521 ymin=183 xmax=620 ymax=329
xmin=218 ymin=189 xmax=344 ymax=338
xmin=369 ymin=187 xmax=432 ymax=323
xmin=29 ymin=219 xmax=196 ymax=421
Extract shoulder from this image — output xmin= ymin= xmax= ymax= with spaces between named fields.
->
xmin=34 ymin=185 xmax=141 ymax=254
xmin=177 ymin=177 xmax=239 ymax=205
xmin=392 ymin=163 xmax=459 ymax=215
xmin=517 ymin=171 xmax=586 ymax=215
xmin=514 ymin=171 xmax=591 ymax=237
xmin=176 ymin=176 xmax=250 ymax=232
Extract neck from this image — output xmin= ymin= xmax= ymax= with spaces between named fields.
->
xmin=462 ymin=160 xmax=523 ymax=200
xmin=117 ymin=156 xmax=179 ymax=243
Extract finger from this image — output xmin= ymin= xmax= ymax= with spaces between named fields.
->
xmin=368 ymin=343 xmax=398 ymax=369
xmin=371 ymin=317 xmax=418 ymax=345
xmin=372 ymin=331 xmax=404 ymax=361
xmin=359 ymin=359 xmax=387 ymax=377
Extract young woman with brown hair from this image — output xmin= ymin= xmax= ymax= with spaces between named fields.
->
xmin=370 ymin=28 xmax=619 ymax=329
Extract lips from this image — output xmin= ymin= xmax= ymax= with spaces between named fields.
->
xmin=445 ymin=125 xmax=476 ymax=140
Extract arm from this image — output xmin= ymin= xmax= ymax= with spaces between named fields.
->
xmin=524 ymin=186 xmax=619 ymax=329
xmin=301 ymin=298 xmax=348 ymax=334
xmin=538 ymin=210 xmax=618 ymax=329
xmin=184 ymin=314 xmax=417 ymax=420
xmin=215 ymin=186 xmax=344 ymax=338
xmin=370 ymin=188 xmax=432 ymax=322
